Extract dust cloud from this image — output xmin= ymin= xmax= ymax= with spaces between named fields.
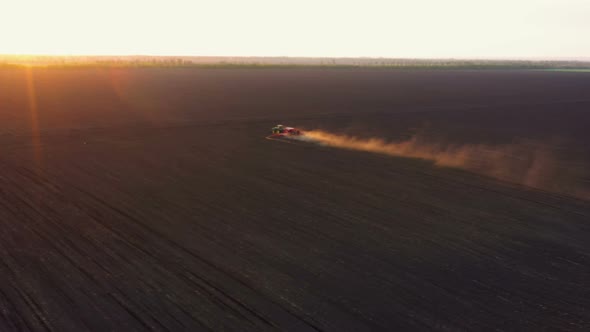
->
xmin=297 ymin=130 xmax=589 ymax=200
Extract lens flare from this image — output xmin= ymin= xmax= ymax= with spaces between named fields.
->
xmin=25 ymin=67 xmax=42 ymax=171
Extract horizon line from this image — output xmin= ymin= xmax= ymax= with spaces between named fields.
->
xmin=2 ymin=54 xmax=590 ymax=62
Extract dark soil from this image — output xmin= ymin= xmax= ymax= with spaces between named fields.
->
xmin=0 ymin=68 xmax=589 ymax=331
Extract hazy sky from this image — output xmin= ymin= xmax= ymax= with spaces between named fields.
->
xmin=2 ymin=0 xmax=589 ymax=58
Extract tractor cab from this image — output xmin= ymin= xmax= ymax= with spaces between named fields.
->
xmin=272 ymin=124 xmax=286 ymax=134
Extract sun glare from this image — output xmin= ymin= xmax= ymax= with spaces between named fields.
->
xmin=24 ymin=67 xmax=42 ymax=170
xmin=2 ymin=0 xmax=589 ymax=58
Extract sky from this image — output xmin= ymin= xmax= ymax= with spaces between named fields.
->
xmin=1 ymin=0 xmax=589 ymax=59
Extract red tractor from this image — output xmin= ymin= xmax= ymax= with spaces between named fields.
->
xmin=270 ymin=124 xmax=301 ymax=138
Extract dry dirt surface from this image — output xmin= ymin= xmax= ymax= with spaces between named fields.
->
xmin=0 ymin=68 xmax=589 ymax=331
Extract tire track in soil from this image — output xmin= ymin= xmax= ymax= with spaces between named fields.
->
xmin=0 ymin=159 xmax=327 ymax=331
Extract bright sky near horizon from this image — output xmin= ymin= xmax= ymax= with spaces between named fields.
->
xmin=1 ymin=0 xmax=589 ymax=58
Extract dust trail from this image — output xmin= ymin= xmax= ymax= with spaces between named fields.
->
xmin=296 ymin=130 xmax=589 ymax=200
